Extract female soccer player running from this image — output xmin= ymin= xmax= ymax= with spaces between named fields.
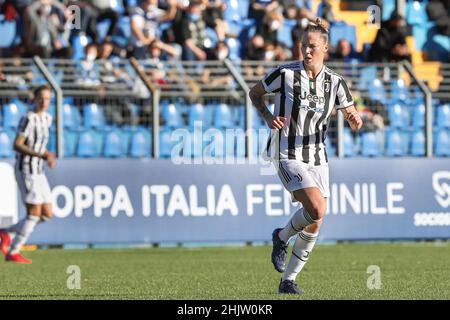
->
xmin=249 ymin=20 xmax=363 ymax=294
xmin=0 ymin=85 xmax=56 ymax=264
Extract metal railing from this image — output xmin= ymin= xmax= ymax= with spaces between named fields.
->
xmin=0 ymin=58 xmax=441 ymax=159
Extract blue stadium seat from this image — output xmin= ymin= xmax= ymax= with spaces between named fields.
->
xmin=71 ymin=33 xmax=91 ymax=60
xmin=406 ymin=0 xmax=429 ymax=25
xmin=411 ymin=130 xmax=425 ymax=156
xmin=189 ymin=103 xmax=208 ymax=128
xmin=0 ymin=130 xmax=14 ymax=157
xmin=412 ymin=104 xmax=425 ymax=129
xmin=130 ymin=130 xmax=151 ymax=158
xmin=214 ymin=104 xmax=235 ymax=128
xmin=382 ymin=0 xmax=396 ymax=20
xmin=64 ymin=130 xmax=78 ymax=157
xmin=343 ymin=128 xmax=356 ymax=157
xmin=388 ymin=103 xmax=407 ymax=128
xmin=435 ymin=130 xmax=450 ymax=157
xmin=203 ymin=128 xmax=228 ymax=158
xmin=329 ymin=21 xmax=357 ymax=50
xmin=278 ymin=23 xmax=293 ymax=48
xmin=358 ymin=66 xmax=377 ymax=91
xmin=104 ymin=130 xmax=124 ymax=158
xmin=0 ymin=17 xmax=17 ymax=48
xmin=159 ymin=129 xmax=174 ymax=158
xmin=238 ymin=105 xmax=264 ymax=129
xmin=386 ymin=130 xmax=406 ymax=156
xmin=437 ymin=104 xmax=450 ymax=128
xmin=77 ymin=130 xmax=103 ymax=157
xmin=390 ymin=79 xmax=409 ymax=104
xmin=83 ymin=103 xmax=105 ymax=129
xmin=326 ymin=142 xmax=336 ymax=157
xmin=361 ymin=132 xmax=382 ymax=157
xmin=2 ymin=102 xmax=26 ymax=129
xmin=225 ymin=37 xmax=241 ymax=60
xmin=161 ymin=103 xmax=184 ymax=129
xmin=369 ymin=78 xmax=387 ymax=105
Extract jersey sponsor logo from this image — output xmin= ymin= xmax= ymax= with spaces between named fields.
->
xmin=299 ymin=91 xmax=325 ymax=106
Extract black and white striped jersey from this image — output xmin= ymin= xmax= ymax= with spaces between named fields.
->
xmin=262 ymin=61 xmax=353 ymax=165
xmin=15 ymin=111 xmax=52 ymax=175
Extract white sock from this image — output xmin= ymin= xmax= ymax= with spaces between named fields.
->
xmin=9 ymin=215 xmax=40 ymax=254
xmin=279 ymin=207 xmax=318 ymax=244
xmin=283 ymin=231 xmax=318 ymax=281
xmin=5 ymin=218 xmax=27 ymax=238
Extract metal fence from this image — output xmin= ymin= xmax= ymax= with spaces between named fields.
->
xmin=1 ymin=57 xmax=447 ymax=160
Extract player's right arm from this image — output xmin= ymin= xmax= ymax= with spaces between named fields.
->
xmin=249 ymin=81 xmax=286 ymax=129
xmin=14 ymin=116 xmax=56 ymax=168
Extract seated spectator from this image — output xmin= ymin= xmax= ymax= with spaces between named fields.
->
xmin=23 ymin=0 xmax=72 ymax=58
xmin=279 ymin=0 xmax=298 ymax=20
xmin=255 ymin=10 xmax=284 ymax=45
xmin=77 ymin=43 xmax=101 ymax=86
xmin=130 ymin=0 xmax=177 ymax=59
xmin=202 ymin=0 xmax=228 ymax=42
xmin=318 ymin=0 xmax=334 ymax=23
xmin=368 ymin=13 xmax=411 ymax=63
xmin=248 ymin=0 xmax=279 ymax=24
xmin=86 ymin=0 xmax=120 ymax=43
xmin=175 ymin=0 xmax=208 ymax=61
xmin=245 ymin=34 xmax=266 ymax=60
xmin=329 ymin=39 xmax=361 ymax=62
xmin=426 ymin=0 xmax=450 ymax=37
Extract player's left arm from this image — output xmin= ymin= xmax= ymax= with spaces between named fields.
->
xmin=340 ymin=105 xmax=363 ymax=131
xmin=335 ymin=78 xmax=363 ymax=131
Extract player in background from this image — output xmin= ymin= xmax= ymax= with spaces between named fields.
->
xmin=0 ymin=85 xmax=56 ymax=264
xmin=249 ymin=20 xmax=363 ymax=294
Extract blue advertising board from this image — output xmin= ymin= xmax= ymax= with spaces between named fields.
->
xmin=0 ymin=158 xmax=449 ymax=244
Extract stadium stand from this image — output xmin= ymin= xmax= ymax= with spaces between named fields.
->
xmin=0 ymin=0 xmax=449 ymax=160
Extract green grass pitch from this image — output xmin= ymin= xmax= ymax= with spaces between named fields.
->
xmin=0 ymin=243 xmax=449 ymax=300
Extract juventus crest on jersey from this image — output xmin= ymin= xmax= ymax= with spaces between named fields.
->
xmin=262 ymin=61 xmax=354 ymax=166
xmin=15 ymin=111 xmax=52 ymax=175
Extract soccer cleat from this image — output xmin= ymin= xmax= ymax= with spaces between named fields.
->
xmin=0 ymin=230 xmax=11 ymax=256
xmin=5 ymin=253 xmax=32 ymax=264
xmin=279 ymin=279 xmax=303 ymax=294
xmin=271 ymin=228 xmax=288 ymax=273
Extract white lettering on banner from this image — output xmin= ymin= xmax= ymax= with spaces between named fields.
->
xmin=150 ymin=185 xmax=170 ymax=217
xmin=142 ymin=185 xmax=150 ymax=217
xmin=247 ymin=184 xmax=264 ymax=216
xmin=265 ymin=184 xmax=284 ymax=216
xmin=53 ymin=185 xmax=73 ymax=218
xmin=189 ymin=186 xmax=207 ymax=217
xmin=386 ymin=183 xmax=405 ymax=214
xmin=94 ymin=185 xmax=113 ymax=217
xmin=432 ymin=171 xmax=450 ymax=208
xmin=216 ymin=184 xmax=238 ymax=216
xmin=74 ymin=186 xmax=93 ymax=217
xmin=414 ymin=212 xmax=450 ymax=226
xmin=207 ymin=185 xmax=216 ymax=216
xmin=167 ymin=185 xmax=190 ymax=217
xmin=50 ymin=182 xmax=406 ymax=218
xmin=111 ymin=185 xmax=134 ymax=217
xmin=327 ymin=183 xmax=405 ymax=215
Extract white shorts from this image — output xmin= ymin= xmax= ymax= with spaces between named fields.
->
xmin=15 ymin=171 xmax=52 ymax=205
xmin=274 ymin=159 xmax=330 ymax=199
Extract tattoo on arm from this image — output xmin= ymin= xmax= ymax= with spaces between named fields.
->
xmin=250 ymin=88 xmax=272 ymax=121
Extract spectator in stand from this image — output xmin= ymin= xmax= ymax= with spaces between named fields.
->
xmin=426 ymin=0 xmax=450 ymax=37
xmin=77 ymin=43 xmax=101 ymax=86
xmin=248 ymin=0 xmax=279 ymax=24
xmin=368 ymin=13 xmax=411 ymax=63
xmin=202 ymin=0 xmax=228 ymax=42
xmin=245 ymin=34 xmax=266 ymax=60
xmin=318 ymin=0 xmax=334 ymax=23
xmin=175 ymin=0 xmax=208 ymax=61
xmin=255 ymin=10 xmax=284 ymax=45
xmin=279 ymin=0 xmax=298 ymax=20
xmin=130 ymin=0 xmax=178 ymax=59
xmin=328 ymin=39 xmax=360 ymax=62
xmin=86 ymin=0 xmax=120 ymax=42
xmin=23 ymin=0 xmax=72 ymax=58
